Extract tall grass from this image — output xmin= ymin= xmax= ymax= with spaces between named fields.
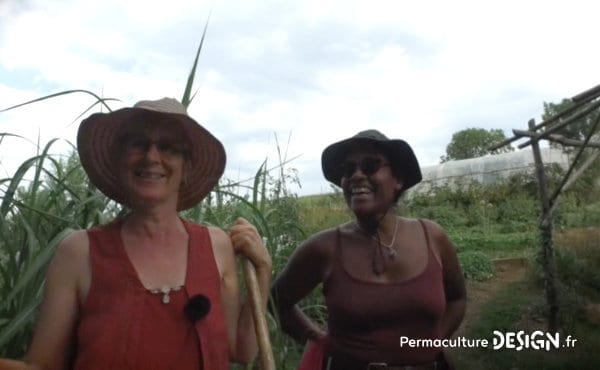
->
xmin=0 ymin=139 xmax=121 ymax=357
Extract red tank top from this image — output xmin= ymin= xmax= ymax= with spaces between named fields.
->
xmin=323 ymin=220 xmax=446 ymax=365
xmin=73 ymin=219 xmax=229 ymax=370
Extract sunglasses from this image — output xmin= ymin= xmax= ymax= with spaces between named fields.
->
xmin=339 ymin=157 xmax=389 ymax=178
xmin=123 ymin=137 xmax=186 ymax=156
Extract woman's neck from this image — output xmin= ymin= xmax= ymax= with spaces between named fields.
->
xmin=123 ymin=209 xmax=185 ymax=240
xmin=356 ymin=209 xmax=397 ymax=235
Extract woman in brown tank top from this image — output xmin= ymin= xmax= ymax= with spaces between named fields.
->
xmin=1 ymin=98 xmax=272 ymax=370
xmin=271 ymin=130 xmax=466 ymax=370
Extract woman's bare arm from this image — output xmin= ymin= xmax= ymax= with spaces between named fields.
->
xmin=22 ymin=230 xmax=89 ymax=370
xmin=270 ymin=230 xmax=334 ymax=344
xmin=424 ymin=220 xmax=467 ymax=338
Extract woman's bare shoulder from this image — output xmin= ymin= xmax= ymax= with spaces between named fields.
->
xmin=206 ymin=225 xmax=231 ymax=245
xmin=299 ymin=226 xmax=341 ymax=255
xmin=204 ymin=226 xmax=234 ymax=274
xmin=400 ymin=217 xmax=446 ymax=238
xmin=52 ymin=229 xmax=90 ymax=265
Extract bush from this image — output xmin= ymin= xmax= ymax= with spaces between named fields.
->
xmin=459 ymin=251 xmax=495 ymax=281
xmin=554 ymin=240 xmax=600 ymax=297
xmin=528 ymin=233 xmax=600 ymax=332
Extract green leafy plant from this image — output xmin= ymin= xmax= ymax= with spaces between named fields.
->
xmin=458 ymin=251 xmax=495 ymax=281
xmin=0 ymin=145 xmax=121 ymax=356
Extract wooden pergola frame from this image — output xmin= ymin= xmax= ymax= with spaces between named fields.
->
xmin=490 ymin=83 xmax=600 ymax=333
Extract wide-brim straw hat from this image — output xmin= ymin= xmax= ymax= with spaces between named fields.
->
xmin=321 ymin=129 xmax=422 ymax=191
xmin=77 ymin=97 xmax=226 ymax=211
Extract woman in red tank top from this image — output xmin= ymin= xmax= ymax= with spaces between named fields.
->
xmin=271 ymin=130 xmax=466 ymax=370
xmin=2 ymin=98 xmax=272 ymax=370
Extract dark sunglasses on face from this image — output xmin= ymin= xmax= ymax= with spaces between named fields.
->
xmin=339 ymin=157 xmax=389 ymax=178
xmin=124 ymin=137 xmax=186 ymax=156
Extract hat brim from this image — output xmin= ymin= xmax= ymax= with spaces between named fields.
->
xmin=321 ymin=137 xmax=422 ymax=191
xmin=77 ymin=107 xmax=226 ymax=211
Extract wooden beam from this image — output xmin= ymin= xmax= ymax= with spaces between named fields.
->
xmin=517 ymin=99 xmax=600 ymax=149
xmin=528 ymin=119 xmax=559 ymax=333
xmin=546 ymin=134 xmax=600 ymax=148
xmin=572 ymin=83 xmax=600 ymax=103
xmin=489 ymin=84 xmax=600 ymax=151
xmin=549 ymin=112 xmax=600 ymax=203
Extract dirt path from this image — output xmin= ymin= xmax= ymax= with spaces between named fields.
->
xmin=454 ymin=258 xmax=528 ymax=338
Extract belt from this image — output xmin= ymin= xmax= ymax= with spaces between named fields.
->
xmin=326 ymin=355 xmax=442 ymax=370
xmin=365 ymin=362 xmax=439 ymax=370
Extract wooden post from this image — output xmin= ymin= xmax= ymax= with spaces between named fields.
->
xmin=528 ymin=119 xmax=559 ymax=332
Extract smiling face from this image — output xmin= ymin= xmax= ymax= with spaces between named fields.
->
xmin=340 ymin=147 xmax=403 ymax=220
xmin=116 ymin=119 xmax=188 ymax=210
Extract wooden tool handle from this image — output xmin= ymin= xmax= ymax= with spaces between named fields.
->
xmin=242 ymin=259 xmax=275 ymax=370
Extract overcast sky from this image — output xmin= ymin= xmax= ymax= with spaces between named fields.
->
xmin=1 ymin=0 xmax=599 ymax=196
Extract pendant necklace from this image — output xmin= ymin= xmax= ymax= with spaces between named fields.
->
xmin=372 ymin=216 xmax=399 ymax=259
xmin=149 ymin=285 xmax=183 ymax=304
xmin=357 ymin=216 xmax=399 ymax=259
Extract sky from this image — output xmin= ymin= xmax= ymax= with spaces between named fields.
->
xmin=1 ymin=0 xmax=599 ymax=196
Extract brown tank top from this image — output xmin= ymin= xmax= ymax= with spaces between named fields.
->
xmin=73 ymin=218 xmax=229 ymax=370
xmin=323 ymin=220 xmax=446 ymax=365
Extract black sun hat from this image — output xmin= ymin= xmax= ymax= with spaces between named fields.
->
xmin=77 ymin=98 xmax=226 ymax=211
xmin=321 ymin=129 xmax=422 ymax=191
